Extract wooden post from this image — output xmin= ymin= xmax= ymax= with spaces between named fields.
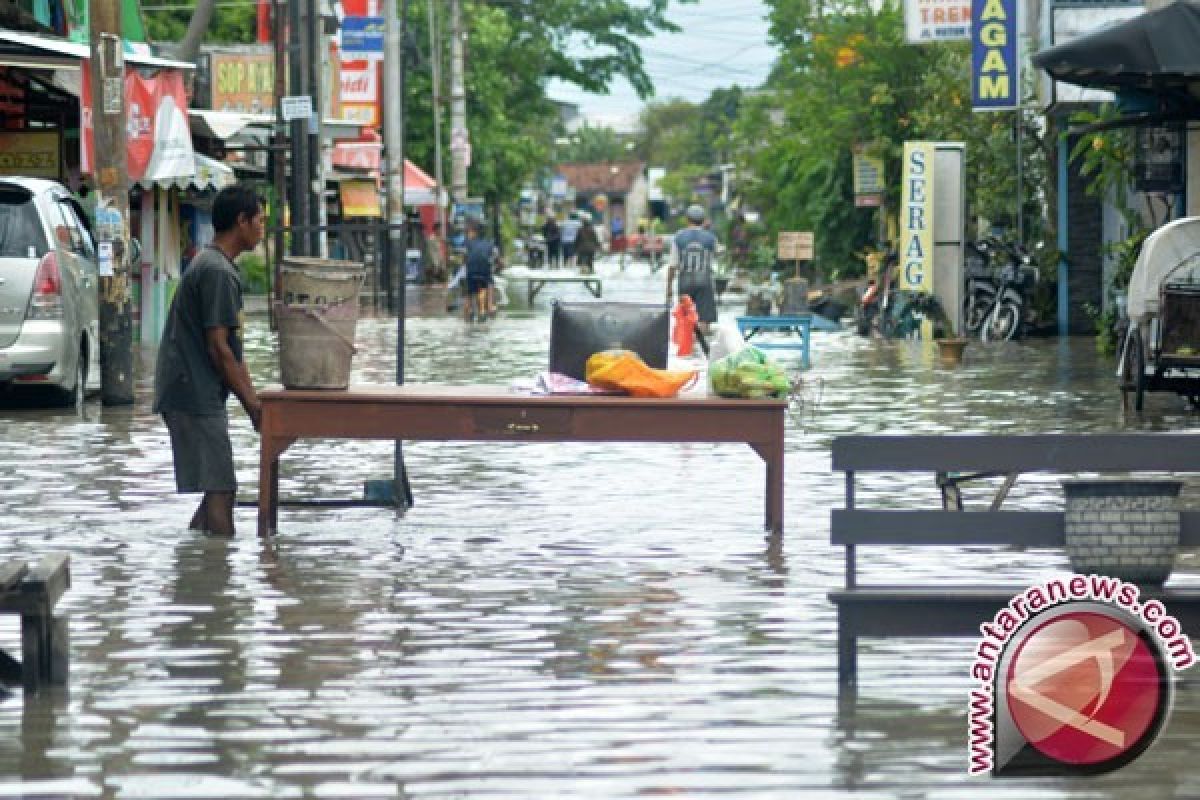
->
xmin=89 ymin=0 xmax=134 ymax=405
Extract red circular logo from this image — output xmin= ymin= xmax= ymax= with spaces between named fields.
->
xmin=1006 ymin=611 xmax=1167 ymax=767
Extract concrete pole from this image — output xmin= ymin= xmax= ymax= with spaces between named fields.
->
xmin=384 ymin=0 xmax=406 ymax=267
xmin=288 ymin=0 xmax=311 ymax=256
xmin=449 ymin=0 xmax=468 ymax=202
xmin=428 ymin=0 xmax=448 ymax=240
xmin=89 ymin=0 xmax=134 ymax=405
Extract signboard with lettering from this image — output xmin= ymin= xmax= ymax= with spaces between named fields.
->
xmin=906 ymin=0 xmax=971 ymax=42
xmin=971 ymin=0 xmax=1018 ymax=110
xmin=778 ymin=231 xmax=814 ymax=261
xmin=0 ymin=132 xmax=60 ymax=179
xmin=281 ymin=95 xmax=313 ymax=122
xmin=899 ymin=142 xmax=935 ymax=292
xmin=341 ymin=16 xmax=385 ymax=59
xmin=853 ymin=145 xmax=885 ymax=208
xmin=210 ymin=51 xmax=274 ymax=114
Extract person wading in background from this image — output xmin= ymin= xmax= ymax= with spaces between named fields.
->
xmin=153 ymin=185 xmax=265 ymax=537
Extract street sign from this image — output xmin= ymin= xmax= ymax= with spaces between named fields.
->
xmin=281 ymin=95 xmax=313 ymax=122
xmin=341 ymin=16 xmax=385 ymax=59
xmin=778 ymin=231 xmax=814 ymax=261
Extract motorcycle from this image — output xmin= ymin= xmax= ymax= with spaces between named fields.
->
xmin=961 ymin=238 xmax=1000 ymax=334
xmin=855 ymin=248 xmax=898 ymax=337
xmin=970 ymin=240 xmax=1037 ymax=342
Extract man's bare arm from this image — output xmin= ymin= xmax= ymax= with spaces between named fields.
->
xmin=206 ymin=326 xmax=262 ymax=431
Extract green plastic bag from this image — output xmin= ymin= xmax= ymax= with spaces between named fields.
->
xmin=709 ymin=346 xmax=792 ymax=398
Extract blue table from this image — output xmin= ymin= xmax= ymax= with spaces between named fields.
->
xmin=736 ymin=315 xmax=813 ymax=369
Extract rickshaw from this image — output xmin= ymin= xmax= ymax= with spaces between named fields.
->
xmin=1118 ymin=217 xmax=1200 ymax=411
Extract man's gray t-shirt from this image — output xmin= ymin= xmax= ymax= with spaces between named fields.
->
xmin=153 ymin=247 xmax=244 ymax=415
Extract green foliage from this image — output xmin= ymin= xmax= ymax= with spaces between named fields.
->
xmin=558 ymin=124 xmax=632 ymax=163
xmin=143 ymin=0 xmax=256 ymax=45
xmin=732 ymin=0 xmax=1049 ymax=280
xmin=238 ymin=252 xmax=269 ymax=295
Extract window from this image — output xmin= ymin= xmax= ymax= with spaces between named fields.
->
xmin=0 ymin=189 xmax=47 ymax=258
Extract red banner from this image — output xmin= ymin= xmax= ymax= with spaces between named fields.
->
xmin=81 ymin=62 xmax=193 ymax=183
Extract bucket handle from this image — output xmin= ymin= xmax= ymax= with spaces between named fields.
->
xmin=300 ymin=306 xmax=358 ymax=354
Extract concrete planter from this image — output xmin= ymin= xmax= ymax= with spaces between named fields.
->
xmin=1062 ymin=479 xmax=1183 ymax=585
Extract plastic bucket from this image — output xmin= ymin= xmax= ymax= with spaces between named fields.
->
xmin=279 ymin=257 xmax=365 ymax=307
xmin=276 ymin=300 xmax=359 ymax=389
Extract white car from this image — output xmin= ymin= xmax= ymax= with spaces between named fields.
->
xmin=0 ymin=177 xmax=100 ymax=407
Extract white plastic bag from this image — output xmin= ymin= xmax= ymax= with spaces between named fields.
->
xmin=708 ymin=322 xmax=746 ymax=363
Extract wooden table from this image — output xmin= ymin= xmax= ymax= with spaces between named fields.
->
xmin=736 ymin=315 xmax=814 ymax=368
xmin=258 ymin=385 xmax=787 ymax=536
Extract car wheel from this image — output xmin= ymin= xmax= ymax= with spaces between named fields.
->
xmin=52 ymin=349 xmax=88 ymax=410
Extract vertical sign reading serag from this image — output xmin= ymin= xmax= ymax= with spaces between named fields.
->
xmin=899 ymin=142 xmax=935 ymax=292
xmin=971 ymin=0 xmax=1018 ymax=110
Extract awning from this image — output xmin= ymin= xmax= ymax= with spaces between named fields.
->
xmin=1033 ymin=2 xmax=1200 ymax=93
xmin=138 ymin=153 xmax=235 ymax=192
xmin=0 ymin=30 xmax=194 ymax=71
xmin=189 ymin=109 xmax=273 ymax=141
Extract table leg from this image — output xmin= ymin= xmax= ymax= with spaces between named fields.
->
xmin=750 ymin=437 xmax=785 ymax=534
xmin=258 ymin=438 xmax=280 ymax=537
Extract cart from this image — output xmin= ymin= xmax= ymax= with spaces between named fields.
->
xmin=1118 ymin=217 xmax=1200 ymax=411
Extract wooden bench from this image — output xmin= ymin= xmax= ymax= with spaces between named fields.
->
xmin=0 ymin=553 xmax=70 ymax=693
xmin=830 ymin=434 xmax=1200 ymax=697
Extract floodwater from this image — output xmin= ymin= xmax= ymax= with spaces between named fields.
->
xmin=1 ymin=258 xmax=1199 ymax=798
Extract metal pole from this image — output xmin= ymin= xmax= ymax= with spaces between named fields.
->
xmin=89 ymin=0 xmax=134 ymax=405
xmin=384 ymin=0 xmax=413 ymax=509
xmin=428 ymin=0 xmax=448 ymax=241
xmin=271 ymin=0 xmax=286 ymax=328
xmin=306 ymin=0 xmax=322 ymax=256
xmin=449 ymin=0 xmax=468 ymax=202
xmin=288 ymin=0 xmax=310 ymax=257
xmin=1016 ymin=108 xmax=1024 ymax=245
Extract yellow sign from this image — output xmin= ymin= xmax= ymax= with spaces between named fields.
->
xmin=0 ymin=131 xmax=60 ymax=179
xmin=339 ymin=179 xmax=382 ymax=218
xmin=211 ymin=51 xmax=275 ymax=114
xmin=778 ymin=231 xmax=814 ymax=261
xmin=899 ymin=142 xmax=935 ymax=292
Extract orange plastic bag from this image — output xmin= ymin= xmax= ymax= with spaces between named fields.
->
xmin=585 ymin=350 xmax=698 ymax=398
xmin=672 ymin=296 xmax=699 ymax=356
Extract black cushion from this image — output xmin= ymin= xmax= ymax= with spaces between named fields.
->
xmin=549 ymin=300 xmax=670 ymax=380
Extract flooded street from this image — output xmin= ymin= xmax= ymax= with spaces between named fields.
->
xmin=2 ymin=259 xmax=1199 ymax=798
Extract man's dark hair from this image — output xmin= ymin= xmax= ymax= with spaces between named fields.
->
xmin=212 ymin=185 xmax=263 ymax=233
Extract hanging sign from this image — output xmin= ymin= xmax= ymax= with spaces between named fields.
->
xmin=281 ymin=95 xmax=313 ymax=121
xmin=778 ymin=231 xmax=814 ymax=261
xmin=0 ymin=132 xmax=60 ymax=179
xmin=853 ymin=145 xmax=885 ymax=208
xmin=899 ymin=142 xmax=935 ymax=292
xmin=341 ymin=16 xmax=385 ymax=59
xmin=905 ymin=0 xmax=971 ymax=42
xmin=971 ymin=0 xmax=1019 ymax=110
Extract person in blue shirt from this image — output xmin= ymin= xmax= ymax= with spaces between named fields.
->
xmin=463 ymin=218 xmax=500 ymax=321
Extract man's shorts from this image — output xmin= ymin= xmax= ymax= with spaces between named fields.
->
xmin=466 ymin=273 xmax=492 ymax=295
xmin=162 ymin=410 xmax=236 ymax=493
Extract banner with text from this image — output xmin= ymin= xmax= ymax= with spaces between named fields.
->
xmin=899 ymin=142 xmax=935 ymax=292
xmin=906 ymin=0 xmax=971 ymax=43
xmin=971 ymin=0 xmax=1018 ymax=110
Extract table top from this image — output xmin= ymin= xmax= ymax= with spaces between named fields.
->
xmin=261 ymin=383 xmax=787 ymax=409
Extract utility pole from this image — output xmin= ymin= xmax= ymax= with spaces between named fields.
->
xmin=271 ymin=0 xmax=286 ymax=324
xmin=89 ymin=0 xmax=134 ymax=405
xmin=288 ymin=0 xmax=311 ymax=256
xmin=428 ymin=0 xmax=447 ymax=239
xmin=449 ymin=0 xmax=468 ymax=202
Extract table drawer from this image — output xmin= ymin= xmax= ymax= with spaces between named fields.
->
xmin=472 ymin=406 xmax=573 ymax=436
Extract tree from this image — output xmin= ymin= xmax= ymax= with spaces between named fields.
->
xmin=557 ymin=124 xmax=631 ymax=163
xmin=143 ymin=0 xmax=255 ymax=47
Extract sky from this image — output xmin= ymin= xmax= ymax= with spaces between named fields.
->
xmin=546 ymin=0 xmax=778 ymax=130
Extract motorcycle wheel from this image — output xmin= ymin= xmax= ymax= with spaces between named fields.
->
xmin=982 ymin=300 xmax=1020 ymax=342
xmin=962 ymin=294 xmax=991 ymax=333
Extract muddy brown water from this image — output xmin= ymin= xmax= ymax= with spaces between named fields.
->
xmin=1 ymin=260 xmax=1198 ymax=798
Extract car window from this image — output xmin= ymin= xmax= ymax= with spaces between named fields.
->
xmin=59 ymin=199 xmax=96 ymax=260
xmin=0 ymin=188 xmax=47 ymax=258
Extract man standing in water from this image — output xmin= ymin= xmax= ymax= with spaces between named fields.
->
xmin=154 ymin=185 xmax=265 ymax=537
xmin=667 ymin=204 xmax=720 ymax=341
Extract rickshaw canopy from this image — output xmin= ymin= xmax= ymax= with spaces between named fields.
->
xmin=1127 ymin=216 xmax=1200 ymax=321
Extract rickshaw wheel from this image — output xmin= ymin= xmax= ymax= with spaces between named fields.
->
xmin=1120 ymin=327 xmax=1146 ymax=412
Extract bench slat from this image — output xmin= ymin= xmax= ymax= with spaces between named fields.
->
xmin=833 ymin=510 xmax=1200 ymax=546
xmin=0 ymin=562 xmax=27 ymax=592
xmin=830 ymin=587 xmax=1200 ymax=637
xmin=832 ymin=433 xmax=1200 ymax=473
xmin=832 ymin=510 xmax=1064 ymax=546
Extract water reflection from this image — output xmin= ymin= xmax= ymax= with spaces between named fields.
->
xmin=0 ymin=259 xmax=1197 ymax=796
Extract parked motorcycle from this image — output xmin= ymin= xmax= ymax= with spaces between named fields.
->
xmin=855 ymin=247 xmax=898 ymax=337
xmin=962 ymin=238 xmax=1000 ymax=334
xmin=967 ymin=239 xmax=1037 ymax=342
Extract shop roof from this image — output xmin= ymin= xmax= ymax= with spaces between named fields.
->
xmin=556 ymin=161 xmax=645 ymax=196
xmin=0 ymin=30 xmax=194 ymax=70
